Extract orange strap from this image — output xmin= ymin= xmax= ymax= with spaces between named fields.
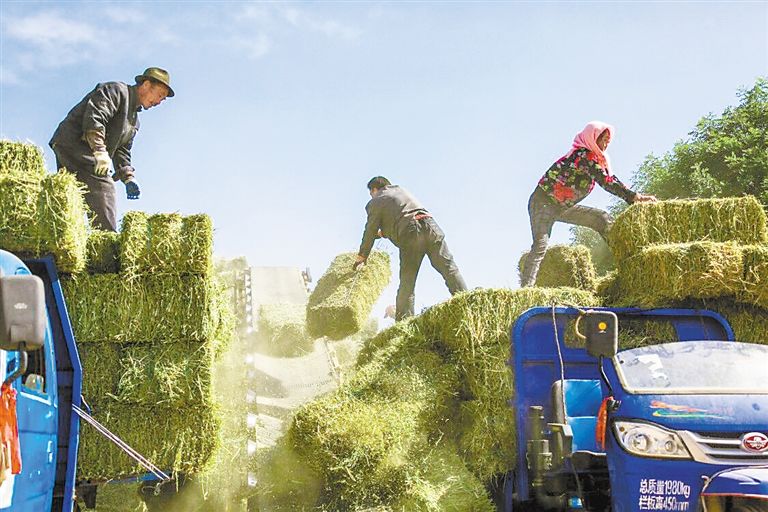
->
xmin=0 ymin=384 xmax=21 ymax=474
xmin=596 ymin=396 xmax=611 ymax=451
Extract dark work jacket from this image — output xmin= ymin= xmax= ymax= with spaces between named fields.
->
xmin=49 ymin=82 xmax=140 ymax=178
xmin=358 ymin=185 xmax=430 ymax=257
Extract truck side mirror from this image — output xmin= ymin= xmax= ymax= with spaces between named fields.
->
xmin=579 ymin=310 xmax=618 ymax=358
xmin=0 ymin=274 xmax=46 ymax=351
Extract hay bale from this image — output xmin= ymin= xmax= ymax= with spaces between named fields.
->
xmin=740 ymin=245 xmax=768 ymax=309
xmin=0 ymin=140 xmax=46 ymax=179
xmin=608 ymin=196 xmax=767 ymax=262
xmin=0 ymin=175 xmax=42 ymax=255
xmin=258 ymin=303 xmax=312 ymax=356
xmin=617 ymin=242 xmax=744 ymax=307
xmin=518 ymin=244 xmax=597 ymax=291
xmin=62 ymin=274 xmax=229 ymax=343
xmin=86 ymin=230 xmax=121 ymax=273
xmin=36 ymin=171 xmax=89 ymax=273
xmin=0 ymin=170 xmax=88 ymax=273
xmin=80 ymin=342 xmax=213 ymax=407
xmin=115 ymin=342 xmax=213 ymax=406
xmin=79 ymin=343 xmax=122 ymax=400
xmin=393 ymin=446 xmax=495 ymax=512
xmin=595 ymin=270 xmax=621 ymax=303
xmin=120 ymin=212 xmax=213 ymax=276
xmin=307 ymin=251 xmax=391 ymax=340
xmin=78 ymin=402 xmax=220 ymax=480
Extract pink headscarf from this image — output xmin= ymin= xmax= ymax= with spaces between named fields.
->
xmin=562 ymin=120 xmax=614 ymax=174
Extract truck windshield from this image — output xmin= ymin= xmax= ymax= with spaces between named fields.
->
xmin=615 ymin=341 xmax=768 ymax=394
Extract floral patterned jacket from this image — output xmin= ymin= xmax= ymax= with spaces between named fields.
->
xmin=536 ymin=148 xmax=636 ymax=207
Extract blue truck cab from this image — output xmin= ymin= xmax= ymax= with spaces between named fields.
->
xmin=507 ymin=307 xmax=768 ymax=512
xmin=0 ymin=250 xmax=82 ymax=511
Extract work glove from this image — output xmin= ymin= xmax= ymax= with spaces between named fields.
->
xmin=125 ymin=179 xmax=141 ymax=200
xmin=353 ymin=255 xmax=366 ymax=271
xmin=92 ymin=151 xmax=112 ymax=177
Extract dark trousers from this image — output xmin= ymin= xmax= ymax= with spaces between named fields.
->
xmin=520 ymin=188 xmax=612 ymax=288
xmin=52 ymin=146 xmax=117 ymax=232
xmin=396 ymin=217 xmax=467 ymax=320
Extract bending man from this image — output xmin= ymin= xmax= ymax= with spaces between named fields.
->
xmin=50 ymin=67 xmax=174 ymax=231
xmin=356 ymin=176 xmax=468 ymax=320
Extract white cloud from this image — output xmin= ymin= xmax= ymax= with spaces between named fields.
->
xmin=240 ymin=5 xmax=274 ymax=25
xmin=102 ymin=6 xmax=146 ymax=24
xmin=231 ymin=33 xmax=272 ymax=60
xmin=6 ymin=11 xmax=98 ymax=47
xmin=279 ymin=7 xmax=361 ymax=40
xmin=2 ymin=11 xmax=100 ymax=71
xmin=0 ymin=66 xmax=20 ymax=86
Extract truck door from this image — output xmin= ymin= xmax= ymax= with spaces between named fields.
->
xmin=0 ymin=253 xmax=58 ymax=511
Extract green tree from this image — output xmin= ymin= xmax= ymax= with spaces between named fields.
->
xmin=633 ymin=78 xmax=768 ymax=201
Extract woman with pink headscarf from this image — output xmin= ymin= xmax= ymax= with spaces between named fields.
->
xmin=520 ymin=121 xmax=656 ymax=288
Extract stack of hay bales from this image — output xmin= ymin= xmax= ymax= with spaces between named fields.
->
xmin=259 ymin=287 xmax=599 ymax=509
xmin=306 ymin=251 xmax=391 ymax=340
xmin=63 ymin=212 xmax=235 ymax=480
xmin=604 ymin=196 xmax=768 ymax=343
xmin=518 ymin=244 xmax=597 ymax=291
xmin=0 ymin=140 xmax=89 ymax=272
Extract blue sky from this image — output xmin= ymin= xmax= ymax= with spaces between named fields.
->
xmin=1 ymin=1 xmax=767 ymax=318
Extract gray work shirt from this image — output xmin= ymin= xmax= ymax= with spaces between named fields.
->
xmin=50 ymin=81 xmax=140 ymax=177
xmin=358 ymin=185 xmax=429 ymax=257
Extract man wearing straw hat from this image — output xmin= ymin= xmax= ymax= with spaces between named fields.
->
xmin=50 ymin=67 xmax=174 ymax=231
xmin=355 ymin=176 xmax=468 ymax=321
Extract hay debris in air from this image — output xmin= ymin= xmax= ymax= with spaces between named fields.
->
xmin=306 ymin=251 xmax=391 ymax=340
xmin=518 ymin=244 xmax=596 ymax=290
xmin=258 ymin=303 xmax=313 ymax=356
xmin=608 ymin=196 xmax=767 ymax=262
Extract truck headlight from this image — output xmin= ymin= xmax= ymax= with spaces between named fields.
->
xmin=613 ymin=420 xmax=691 ymax=459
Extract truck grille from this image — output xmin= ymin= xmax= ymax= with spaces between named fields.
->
xmin=679 ymin=431 xmax=768 ymax=465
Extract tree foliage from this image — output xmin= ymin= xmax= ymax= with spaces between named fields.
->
xmin=633 ymin=78 xmax=768 ymax=201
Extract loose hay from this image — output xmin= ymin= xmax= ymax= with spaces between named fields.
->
xmin=518 ymin=244 xmax=597 ymax=291
xmin=307 ymin=251 xmax=391 ymax=340
xmin=120 ymin=212 xmax=214 ymax=276
xmin=608 ymin=196 xmax=768 ymax=262
xmin=255 ymin=436 xmax=323 ymax=511
xmin=392 ymin=446 xmax=495 ymax=512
